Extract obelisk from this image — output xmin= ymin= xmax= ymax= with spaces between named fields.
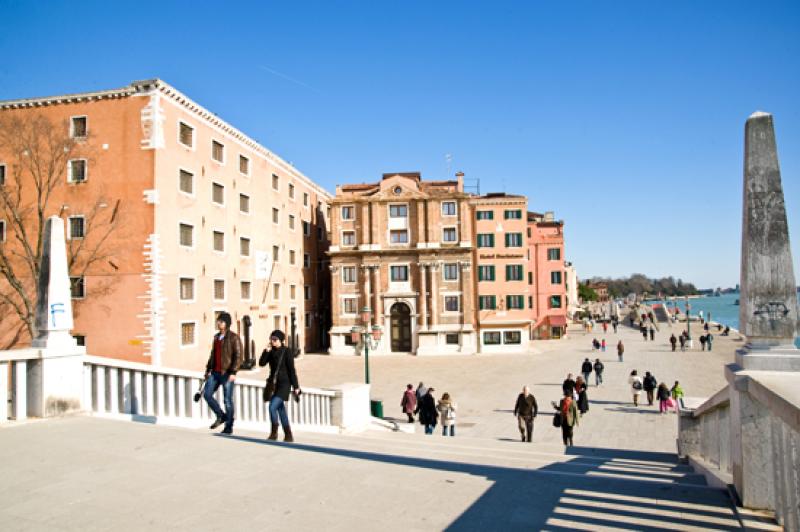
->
xmin=737 ymin=111 xmax=799 ymax=369
xmin=32 ymin=216 xmax=76 ymax=349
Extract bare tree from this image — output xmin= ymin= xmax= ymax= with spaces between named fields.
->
xmin=0 ymin=112 xmax=123 ymax=348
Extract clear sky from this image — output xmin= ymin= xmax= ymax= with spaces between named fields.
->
xmin=1 ymin=0 xmax=798 ymax=289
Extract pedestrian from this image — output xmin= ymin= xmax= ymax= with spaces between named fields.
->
xmin=657 ymin=382 xmax=671 ymax=414
xmin=203 ymin=312 xmax=243 ymax=435
xmin=706 ymin=332 xmax=713 ymax=351
xmin=612 ymin=320 xmax=618 ymax=333
xmin=581 ymin=358 xmax=592 ymax=384
xmin=601 ymin=338 xmax=606 ymax=352
xmin=629 ymin=370 xmax=643 ymax=406
xmin=641 ymin=324 xmax=648 ymax=341
xmin=649 ymin=326 xmax=655 ymax=341
xmin=562 ymin=373 xmax=576 ymax=397
xmin=436 ymin=392 xmax=456 ymax=437
xmin=415 ymin=382 xmax=427 ymax=402
xmin=575 ymin=376 xmax=589 ymax=415
xmin=259 ymin=330 xmax=302 ymax=442
xmin=603 ymin=322 xmax=608 ymax=333
xmin=591 ymin=338 xmax=599 ymax=351
xmin=401 ymin=384 xmax=416 ymax=423
xmin=699 ymin=334 xmax=707 ymax=351
xmin=617 ymin=340 xmax=624 ymax=362
xmin=416 ymin=387 xmax=438 ymax=434
xmin=679 ymin=333 xmax=686 ymax=352
xmin=513 ymin=386 xmax=538 ymax=442
xmin=669 ymin=334 xmax=677 ymax=352
xmin=593 ymin=358 xmax=604 ymax=386
xmin=722 ymin=326 xmax=730 ymax=336
xmin=670 ymin=381 xmax=684 ymax=413
xmin=557 ymin=389 xmax=579 ymax=447
xmin=643 ymin=371 xmax=657 ymax=406
xmin=704 ymin=322 xmax=710 ymax=332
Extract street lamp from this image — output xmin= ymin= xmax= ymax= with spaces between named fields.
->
xmin=350 ymin=306 xmax=382 ymax=384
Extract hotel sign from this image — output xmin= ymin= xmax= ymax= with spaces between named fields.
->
xmin=480 ymin=253 xmax=525 ymax=259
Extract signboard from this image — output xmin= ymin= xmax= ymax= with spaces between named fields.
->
xmin=255 ymin=251 xmax=271 ymax=280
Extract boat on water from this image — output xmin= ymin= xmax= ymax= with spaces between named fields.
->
xmin=734 ymin=299 xmax=739 ymax=305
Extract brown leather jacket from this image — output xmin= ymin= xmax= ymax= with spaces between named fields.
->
xmin=205 ymin=331 xmax=243 ymax=375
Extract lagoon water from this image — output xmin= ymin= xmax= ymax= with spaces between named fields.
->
xmin=665 ymin=292 xmax=800 ymax=348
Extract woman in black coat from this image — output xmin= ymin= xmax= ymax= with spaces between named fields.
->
xmin=259 ymin=330 xmax=301 ymax=442
xmin=415 ymin=387 xmax=438 ymax=435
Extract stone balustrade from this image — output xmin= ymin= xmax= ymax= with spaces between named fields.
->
xmin=0 ymin=350 xmax=41 ymax=422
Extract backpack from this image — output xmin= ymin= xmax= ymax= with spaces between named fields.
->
xmin=632 ymin=379 xmax=643 ymax=391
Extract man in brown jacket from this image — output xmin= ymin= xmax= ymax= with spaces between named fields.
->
xmin=513 ymin=386 xmax=538 ymax=442
xmin=204 ymin=312 xmax=243 ymax=434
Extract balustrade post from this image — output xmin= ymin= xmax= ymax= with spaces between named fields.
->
xmin=145 ymin=373 xmax=155 ymax=416
xmin=133 ymin=371 xmax=143 ymax=416
xmin=190 ymin=378 xmax=202 ymax=419
xmin=177 ymin=378 xmax=186 ymax=418
xmin=0 ymin=361 xmax=8 ymax=422
xmin=95 ymin=366 xmax=106 ymax=413
xmin=14 ymin=360 xmax=27 ymax=421
xmin=83 ymin=364 xmax=92 ymax=411
xmin=166 ymin=376 xmax=176 ymax=417
xmin=156 ymin=374 xmax=166 ymax=417
xmin=121 ymin=370 xmax=132 ymax=414
xmin=108 ymin=368 xmax=119 ymax=414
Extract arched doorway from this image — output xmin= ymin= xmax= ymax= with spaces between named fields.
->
xmin=390 ymin=302 xmax=412 ymax=352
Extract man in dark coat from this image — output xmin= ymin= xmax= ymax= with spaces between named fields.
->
xmin=669 ymin=334 xmax=677 ymax=352
xmin=562 ymin=374 xmax=576 ymax=396
xmin=204 ymin=312 xmax=243 ymax=435
xmin=581 ymin=358 xmax=593 ymax=385
xmin=643 ymin=371 xmax=657 ymax=406
xmin=415 ymin=387 xmax=438 ymax=434
xmin=513 ymin=386 xmax=538 ymax=442
xmin=259 ymin=330 xmax=302 ymax=442
xmin=593 ymin=359 xmax=604 ymax=386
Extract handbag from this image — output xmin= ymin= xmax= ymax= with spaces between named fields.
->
xmin=552 ymin=411 xmax=562 ymax=428
xmin=262 ymin=348 xmax=286 ymax=402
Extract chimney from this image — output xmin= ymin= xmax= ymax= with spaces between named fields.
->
xmin=456 ymin=171 xmax=464 ymax=192
xmin=544 ymin=211 xmax=554 ymax=222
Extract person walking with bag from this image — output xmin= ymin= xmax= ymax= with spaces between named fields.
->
xmin=657 ymin=382 xmax=671 ymax=414
xmin=629 ymin=370 xmax=643 ymax=407
xmin=259 ymin=330 xmax=302 ymax=442
xmin=556 ymin=389 xmax=579 ymax=447
xmin=416 ymin=387 xmax=438 ymax=435
xmin=513 ymin=386 xmax=538 ymax=442
xmin=643 ymin=371 xmax=657 ymax=406
xmin=203 ymin=312 xmax=243 ymax=435
xmin=670 ymin=381 xmax=684 ymax=413
xmin=436 ymin=392 xmax=457 ymax=437
xmin=401 ymin=384 xmax=417 ymax=423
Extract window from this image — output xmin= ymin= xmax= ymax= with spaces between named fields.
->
xmin=477 ymin=234 xmax=494 ymax=248
xmin=214 ymin=279 xmax=225 ymax=301
xmin=303 ymin=253 xmax=310 ymax=268
xmin=0 ymin=220 xmax=5 ymax=242
xmin=273 ymin=283 xmax=280 ymax=299
xmin=303 ymin=192 xmax=309 ymax=207
xmin=181 ymin=322 xmax=196 ymax=346
xmin=212 ymin=140 xmax=225 ymax=163
xmin=478 ymin=265 xmax=495 ymax=281
xmin=290 ymin=285 xmax=297 ymax=300
xmin=272 ymin=245 xmax=279 ymax=262
xmin=213 ymin=230 xmax=225 ymax=252
xmin=303 ymin=221 xmax=311 ymax=236
xmin=344 ymin=334 xmax=356 ymax=346
xmin=68 ymin=159 xmax=87 ymax=183
xmin=239 ymin=155 xmax=250 ymax=175
xmin=483 ymin=331 xmax=501 ymax=345
xmin=442 ymin=227 xmax=457 ymax=242
xmin=550 ymin=295 xmax=562 ymax=308
xmin=240 ymin=237 xmax=250 ymax=257
xmin=476 ymin=210 xmax=493 ymax=220
xmin=547 ymin=248 xmax=561 ymax=260
xmin=342 ymin=231 xmax=356 ymax=246
xmin=212 ymin=182 xmax=224 ymax=205
xmin=272 ymin=174 xmax=280 ymax=191
xmin=343 ymin=298 xmax=358 ymax=314
xmin=389 ymin=204 xmax=407 ymax=218
xmin=241 ymin=281 xmax=251 ymax=300
xmin=179 ymin=169 xmax=194 ymax=194
xmin=70 ymin=116 xmax=87 ymax=138
xmin=274 ymin=315 xmax=282 ymax=330
xmin=289 ymin=250 xmax=296 ymax=265
xmin=341 ymin=206 xmax=354 ymax=220
xmin=68 ymin=216 xmax=85 ymax=239
xmin=529 ymin=296 xmax=533 ymax=309
xmin=390 ymin=265 xmax=408 ymax=282
xmin=506 ymin=264 xmax=523 ymax=281
xmin=342 ymin=266 xmax=357 ymax=283
xmin=505 ymin=233 xmax=523 ymax=247
xmin=504 ymin=331 xmax=522 ymax=344
xmin=506 ymin=295 xmax=524 ymax=309
xmin=444 ymin=295 xmax=460 ymax=312
xmin=288 ymin=183 xmax=295 ymax=199
xmin=442 ymin=201 xmax=457 ymax=216
xmin=70 ymin=276 xmax=85 ymax=299
xmin=179 ymin=122 xmax=194 ymax=148
xmin=528 ymin=272 xmax=533 ymax=285
xmin=0 ymin=164 xmax=5 ymax=186
xmin=288 ymin=215 xmax=295 ymax=231
xmin=73 ymin=335 xmax=86 ymax=347
xmin=443 ymin=263 xmax=458 ymax=281
xmin=504 ymin=209 xmax=522 ymax=220
xmin=239 ymin=194 xmax=250 ymax=213
xmin=551 ymin=271 xmax=563 ymax=284
xmin=445 ymin=333 xmax=459 ymax=345
xmin=318 ymin=227 xmax=324 ymax=241
xmin=272 ymin=208 xmax=279 ymax=224
xmin=390 ymin=230 xmax=408 ymax=244
xmin=305 ymin=313 xmax=311 ymax=328
xmin=479 ymin=295 xmax=496 ymax=310
xmin=179 ymin=278 xmax=194 ymax=301
xmin=179 ymin=223 xmax=194 ymax=247
xmin=304 ymin=285 xmax=311 ymax=300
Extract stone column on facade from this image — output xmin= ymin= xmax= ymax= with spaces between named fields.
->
xmin=372 ymin=265 xmax=381 ymax=329
xmin=419 ymin=263 xmax=429 ymax=330
xmin=430 ymin=262 xmax=439 ymax=327
xmin=459 ymin=260 xmax=472 ymax=329
xmin=362 ymin=265 xmax=372 ymax=327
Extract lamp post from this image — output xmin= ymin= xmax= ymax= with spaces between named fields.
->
xmin=350 ymin=306 xmax=382 ymax=384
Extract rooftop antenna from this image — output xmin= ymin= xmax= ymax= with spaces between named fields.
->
xmin=445 ymin=153 xmax=453 ymax=177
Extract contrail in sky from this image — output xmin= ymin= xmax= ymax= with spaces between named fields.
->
xmin=258 ymin=65 xmax=323 ymax=95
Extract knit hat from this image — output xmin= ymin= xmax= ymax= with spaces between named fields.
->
xmin=217 ymin=312 xmax=232 ymax=328
xmin=270 ymin=330 xmax=286 ymax=342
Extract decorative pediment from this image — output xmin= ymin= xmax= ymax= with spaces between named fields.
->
xmin=374 ymin=174 xmax=428 ymax=200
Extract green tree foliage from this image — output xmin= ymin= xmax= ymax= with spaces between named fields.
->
xmin=589 ymin=274 xmax=698 ymax=298
xmin=578 ymin=283 xmax=599 ymax=301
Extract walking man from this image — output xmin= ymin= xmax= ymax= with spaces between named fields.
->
xmin=617 ymin=340 xmax=625 ymax=362
xmin=581 ymin=358 xmax=592 ymax=385
xmin=416 ymin=387 xmax=438 ymax=434
xmin=706 ymin=332 xmax=714 ymax=351
xmin=643 ymin=371 xmax=657 ymax=406
xmin=649 ymin=326 xmax=655 ymax=341
xmin=513 ymin=386 xmax=538 ymax=442
xmin=679 ymin=333 xmax=687 ymax=351
xmin=593 ymin=358 xmax=604 ymax=386
xmin=203 ymin=312 xmax=243 ymax=435
xmin=669 ymin=333 xmax=677 ymax=352
xmin=700 ymin=334 xmax=707 ymax=351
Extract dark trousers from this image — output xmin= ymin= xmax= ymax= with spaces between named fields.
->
xmin=517 ymin=415 xmax=533 ymax=442
xmin=406 ymin=412 xmax=414 ymax=423
xmin=646 ymin=390 xmax=655 ymax=405
xmin=561 ymin=424 xmax=574 ymax=446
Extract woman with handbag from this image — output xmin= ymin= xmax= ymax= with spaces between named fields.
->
xmin=259 ymin=330 xmax=302 ymax=442
xmin=557 ymin=389 xmax=579 ymax=447
xmin=436 ymin=392 xmax=457 ymax=437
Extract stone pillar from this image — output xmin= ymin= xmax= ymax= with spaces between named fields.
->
xmin=372 ymin=265 xmax=381 ymax=328
xmin=430 ymin=263 xmax=439 ymax=327
xmin=459 ymin=261 xmax=472 ymax=328
xmin=362 ymin=265 xmax=372 ymax=327
xmin=420 ymin=264 xmax=428 ymax=329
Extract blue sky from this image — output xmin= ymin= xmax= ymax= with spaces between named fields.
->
xmin=1 ymin=0 xmax=798 ymax=288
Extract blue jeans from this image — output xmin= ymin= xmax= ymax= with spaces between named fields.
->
xmin=442 ymin=425 xmax=454 ymax=436
xmin=269 ymin=395 xmax=290 ymax=428
xmin=204 ymin=372 xmax=235 ymax=429
xmin=595 ymin=372 xmax=603 ymax=386
xmin=424 ymin=424 xmax=436 ymax=434
xmin=583 ymin=372 xmax=591 ymax=384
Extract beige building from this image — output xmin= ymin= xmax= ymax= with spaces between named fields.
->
xmin=328 ymin=172 xmax=477 ymax=355
xmin=0 ymin=79 xmax=331 ymax=369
